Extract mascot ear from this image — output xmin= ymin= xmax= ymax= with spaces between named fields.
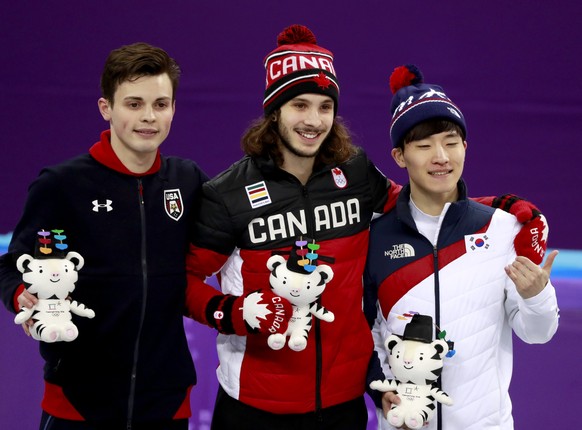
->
xmin=432 ymin=339 xmax=450 ymax=358
xmin=66 ymin=251 xmax=85 ymax=271
xmin=385 ymin=335 xmax=400 ymax=352
xmin=267 ymin=255 xmax=286 ymax=271
xmin=317 ymin=264 xmax=334 ymax=284
xmin=16 ymin=254 xmax=33 ymax=274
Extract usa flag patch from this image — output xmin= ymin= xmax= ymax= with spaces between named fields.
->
xmin=164 ymin=189 xmax=183 ymax=221
xmin=246 ymin=181 xmax=272 ymax=209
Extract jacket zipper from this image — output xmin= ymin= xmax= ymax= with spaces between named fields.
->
xmin=126 ymin=179 xmax=149 ymax=429
xmin=315 ymin=317 xmax=323 ymax=422
xmin=433 ymin=246 xmax=441 ymax=336
xmin=433 ymin=245 xmax=443 ymax=430
xmin=299 ymin=184 xmax=324 ymax=422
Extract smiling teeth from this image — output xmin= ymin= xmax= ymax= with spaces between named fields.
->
xmin=300 ymin=132 xmax=318 ymax=139
xmin=430 ymin=171 xmax=450 ymax=176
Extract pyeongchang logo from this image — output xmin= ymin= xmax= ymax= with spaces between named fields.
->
xmin=385 ymin=243 xmax=415 ymax=259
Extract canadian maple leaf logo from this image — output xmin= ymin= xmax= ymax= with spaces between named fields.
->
xmin=314 ymin=72 xmax=331 ymax=89
xmin=242 ymin=291 xmax=272 ymax=330
xmin=539 ymin=214 xmax=549 ymax=243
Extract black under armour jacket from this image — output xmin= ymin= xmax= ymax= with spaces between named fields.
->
xmin=0 ymin=130 xmax=208 ymax=425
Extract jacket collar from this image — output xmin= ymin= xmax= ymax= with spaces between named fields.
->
xmin=252 ymin=153 xmax=338 ymax=180
xmin=89 ymin=130 xmax=162 ymax=176
xmin=397 ymin=179 xmax=469 ymax=229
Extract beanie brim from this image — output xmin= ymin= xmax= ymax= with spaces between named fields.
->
xmin=263 ymin=70 xmax=339 ymax=116
xmin=390 ymin=97 xmax=466 ymax=147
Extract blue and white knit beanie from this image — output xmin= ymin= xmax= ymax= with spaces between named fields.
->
xmin=389 ymin=64 xmax=466 ymax=148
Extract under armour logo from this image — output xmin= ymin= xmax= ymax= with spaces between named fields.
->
xmin=92 ymin=200 xmax=113 ymax=212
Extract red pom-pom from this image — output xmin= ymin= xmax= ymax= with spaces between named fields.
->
xmin=389 ymin=64 xmax=423 ymax=94
xmin=277 ymin=24 xmax=317 ymax=46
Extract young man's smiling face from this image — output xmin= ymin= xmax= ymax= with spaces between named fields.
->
xmin=276 ymin=93 xmax=334 ymax=162
xmin=98 ymin=73 xmax=175 ymax=173
xmin=392 ymin=129 xmax=467 ymax=213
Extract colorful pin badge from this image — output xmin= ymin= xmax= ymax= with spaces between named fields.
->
xmin=52 ymin=229 xmax=68 ymax=251
xmin=37 ymin=229 xmax=53 ymax=255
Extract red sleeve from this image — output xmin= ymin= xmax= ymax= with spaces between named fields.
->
xmin=472 ymin=194 xmax=540 ymax=223
xmin=13 ymin=284 xmax=25 ymax=312
xmin=383 ymin=179 xmax=403 ymax=213
xmin=185 ymin=243 xmax=229 ymax=325
xmin=471 ymin=195 xmax=495 ymax=207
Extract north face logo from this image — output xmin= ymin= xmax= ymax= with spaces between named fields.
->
xmin=384 ymin=243 xmax=415 ymax=259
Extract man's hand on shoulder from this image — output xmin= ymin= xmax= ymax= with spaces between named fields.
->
xmin=474 ymin=194 xmax=549 ymax=264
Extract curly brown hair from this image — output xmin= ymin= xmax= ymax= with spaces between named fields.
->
xmin=241 ymin=113 xmax=357 ymax=168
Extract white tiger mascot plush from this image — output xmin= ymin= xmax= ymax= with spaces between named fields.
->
xmin=14 ymin=229 xmax=95 ymax=342
xmin=370 ymin=314 xmax=453 ymax=429
xmin=266 ymin=239 xmax=334 ymax=352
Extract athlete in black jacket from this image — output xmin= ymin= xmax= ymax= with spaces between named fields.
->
xmin=0 ymin=43 xmax=208 ymax=430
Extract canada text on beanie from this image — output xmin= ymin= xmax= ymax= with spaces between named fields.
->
xmin=389 ymin=64 xmax=466 ymax=148
xmin=263 ymin=24 xmax=339 ymax=116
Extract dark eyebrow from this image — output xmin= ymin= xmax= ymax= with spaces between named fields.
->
xmin=123 ymin=96 xmax=172 ymax=102
xmin=123 ymin=96 xmax=144 ymax=102
xmin=291 ymin=96 xmax=333 ymax=104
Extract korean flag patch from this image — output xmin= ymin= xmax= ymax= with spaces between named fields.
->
xmin=465 ymin=233 xmax=490 ymax=252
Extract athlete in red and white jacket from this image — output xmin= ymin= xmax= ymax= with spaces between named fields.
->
xmin=364 ymin=181 xmax=559 ymax=430
xmin=186 ymin=148 xmax=397 ymax=416
xmin=365 ymin=63 xmax=559 ymax=430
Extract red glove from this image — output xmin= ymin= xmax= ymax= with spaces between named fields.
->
xmin=205 ymin=289 xmax=292 ymax=336
xmin=514 ymin=212 xmax=548 ymax=264
xmin=478 ymin=194 xmax=548 ymax=264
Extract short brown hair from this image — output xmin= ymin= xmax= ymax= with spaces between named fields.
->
xmin=241 ymin=113 xmax=357 ymax=168
xmin=100 ymin=42 xmax=181 ymax=105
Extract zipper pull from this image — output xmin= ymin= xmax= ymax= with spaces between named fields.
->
xmin=138 ymin=180 xmax=144 ymax=204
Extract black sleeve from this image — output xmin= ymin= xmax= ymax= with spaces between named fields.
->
xmin=0 ymin=168 xmax=67 ymax=312
xmin=190 ymin=180 xmax=237 ymax=256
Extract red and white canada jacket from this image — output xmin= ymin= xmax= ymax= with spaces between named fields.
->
xmin=185 ymin=148 xmax=399 ymax=414
xmin=364 ymin=182 xmax=559 ymax=429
